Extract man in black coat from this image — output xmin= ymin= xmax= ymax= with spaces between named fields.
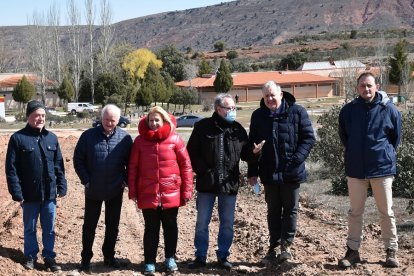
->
xmin=248 ymin=81 xmax=315 ymax=263
xmin=187 ymin=93 xmax=263 ymax=270
xmin=6 ymin=100 xmax=67 ymax=271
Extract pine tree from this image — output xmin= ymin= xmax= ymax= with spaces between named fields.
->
xmin=12 ymin=75 xmax=35 ymax=112
xmin=389 ymin=39 xmax=408 ymax=95
xmin=57 ymin=75 xmax=75 ymax=103
xmin=213 ymin=59 xmax=233 ymax=93
xmin=198 ymin=58 xmax=212 ymax=76
xmin=138 ymin=62 xmax=167 ymax=106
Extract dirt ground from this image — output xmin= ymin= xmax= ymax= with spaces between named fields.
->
xmin=0 ymin=131 xmax=413 ymax=276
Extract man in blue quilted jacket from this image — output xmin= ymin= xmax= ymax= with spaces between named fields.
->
xmin=338 ymin=72 xmax=401 ymax=268
xmin=248 ymin=81 xmax=315 ymax=263
xmin=74 ymin=104 xmax=132 ymax=272
xmin=6 ymin=100 xmax=67 ymax=272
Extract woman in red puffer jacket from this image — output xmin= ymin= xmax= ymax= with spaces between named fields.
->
xmin=128 ymin=106 xmax=193 ymax=274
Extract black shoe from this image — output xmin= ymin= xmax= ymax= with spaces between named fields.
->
xmin=79 ymin=259 xmax=91 ymax=273
xmin=188 ymin=257 xmax=206 ymax=269
xmin=262 ymin=247 xmax=278 ymax=264
xmin=338 ymin=246 xmax=361 ymax=268
xmin=23 ymin=258 xmax=36 ymax=270
xmin=104 ymin=257 xmax=121 ymax=269
xmin=44 ymin=257 xmax=61 ymax=272
xmin=218 ymin=258 xmax=233 ymax=271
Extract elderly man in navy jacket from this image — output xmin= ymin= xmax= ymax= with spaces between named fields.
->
xmin=6 ymin=100 xmax=67 ymax=271
xmin=248 ymin=81 xmax=315 ymax=263
xmin=74 ymin=104 xmax=132 ymax=272
xmin=338 ymin=72 xmax=401 ymax=268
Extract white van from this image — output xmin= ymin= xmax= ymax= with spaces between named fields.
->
xmin=67 ymin=102 xmax=99 ymax=115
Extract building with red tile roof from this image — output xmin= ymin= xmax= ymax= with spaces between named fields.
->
xmin=176 ymin=71 xmax=337 ymax=102
xmin=0 ymin=73 xmax=58 ymax=109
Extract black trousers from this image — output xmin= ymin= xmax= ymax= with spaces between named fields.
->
xmin=142 ymin=207 xmax=179 ymax=264
xmin=264 ymin=182 xmax=300 ymax=248
xmin=81 ymin=191 xmax=123 ymax=261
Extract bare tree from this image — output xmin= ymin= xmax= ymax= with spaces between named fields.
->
xmin=0 ymin=43 xmax=13 ymax=72
xmin=67 ymin=0 xmax=83 ymax=101
xmin=28 ymin=11 xmax=52 ymax=104
xmin=400 ymin=63 xmax=414 ymax=104
xmin=340 ymin=60 xmax=362 ymax=103
xmin=48 ymin=1 xmax=63 ymax=84
xmin=183 ymin=63 xmax=198 ymax=88
xmin=97 ymin=0 xmax=114 ymax=74
xmin=374 ymin=33 xmax=389 ymax=90
xmin=85 ymin=0 xmax=95 ymax=103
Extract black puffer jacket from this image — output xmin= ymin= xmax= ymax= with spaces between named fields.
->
xmin=248 ymin=92 xmax=315 ymax=185
xmin=187 ymin=112 xmax=255 ymax=195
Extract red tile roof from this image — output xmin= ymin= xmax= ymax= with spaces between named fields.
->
xmin=0 ymin=73 xmax=55 ymax=89
xmin=176 ymin=71 xmax=336 ymax=88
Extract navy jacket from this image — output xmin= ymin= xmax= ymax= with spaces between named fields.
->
xmin=73 ymin=125 xmax=132 ymax=201
xmin=187 ymin=112 xmax=256 ymax=195
xmin=6 ymin=124 xmax=67 ymax=202
xmin=248 ymin=92 xmax=315 ymax=185
xmin=339 ymin=91 xmax=401 ymax=179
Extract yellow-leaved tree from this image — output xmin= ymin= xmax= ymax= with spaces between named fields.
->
xmin=122 ymin=48 xmax=163 ymax=84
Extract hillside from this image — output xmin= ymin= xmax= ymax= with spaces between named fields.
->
xmin=0 ymin=0 xmax=414 ymax=70
xmin=113 ymin=0 xmax=414 ymax=51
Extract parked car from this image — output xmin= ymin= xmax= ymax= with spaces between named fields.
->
xmin=67 ymin=102 xmax=99 ymax=115
xmin=176 ymin=114 xmax=203 ymax=127
xmin=92 ymin=115 xmax=131 ymax=128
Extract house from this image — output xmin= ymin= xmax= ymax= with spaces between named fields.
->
xmin=176 ymin=71 xmax=337 ymax=103
xmin=298 ymin=60 xmax=370 ymax=96
xmin=0 ymin=73 xmax=59 ymax=110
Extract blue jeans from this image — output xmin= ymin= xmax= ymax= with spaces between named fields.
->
xmin=194 ymin=192 xmax=236 ymax=261
xmin=22 ymin=200 xmax=57 ymax=259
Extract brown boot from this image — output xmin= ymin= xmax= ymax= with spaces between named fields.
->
xmin=338 ymin=246 xmax=361 ymax=268
xmin=384 ymin=248 xmax=399 ymax=268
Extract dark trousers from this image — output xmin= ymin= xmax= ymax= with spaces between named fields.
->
xmin=264 ymin=182 xmax=300 ymax=248
xmin=81 ymin=191 xmax=123 ymax=261
xmin=142 ymin=207 xmax=179 ymax=264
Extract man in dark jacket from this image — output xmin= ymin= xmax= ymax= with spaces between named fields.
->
xmin=6 ymin=100 xmax=67 ymax=271
xmin=338 ymin=72 xmax=401 ymax=268
xmin=248 ymin=81 xmax=315 ymax=263
xmin=187 ymin=93 xmax=263 ymax=270
xmin=73 ymin=104 xmax=132 ymax=272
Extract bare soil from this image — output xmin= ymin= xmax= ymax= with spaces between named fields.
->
xmin=0 ymin=131 xmax=413 ymax=276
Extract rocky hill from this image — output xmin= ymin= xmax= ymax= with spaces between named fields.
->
xmin=112 ymin=0 xmax=414 ymax=51
xmin=0 ymin=0 xmax=413 ymax=70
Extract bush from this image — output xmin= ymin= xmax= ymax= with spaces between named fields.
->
xmin=226 ymin=50 xmax=238 ymax=60
xmin=76 ymin=111 xmax=92 ymax=119
xmin=15 ymin=112 xmax=27 ymax=122
xmin=311 ymin=107 xmax=414 ymax=213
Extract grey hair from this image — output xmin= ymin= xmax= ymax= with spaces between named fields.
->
xmin=262 ymin=80 xmax=281 ymax=94
xmin=214 ymin=93 xmax=233 ymax=110
xmin=101 ymin=104 xmax=121 ymax=119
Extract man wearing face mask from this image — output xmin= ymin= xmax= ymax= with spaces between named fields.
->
xmin=187 ymin=93 xmax=264 ymax=270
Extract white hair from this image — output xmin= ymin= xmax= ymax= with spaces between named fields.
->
xmin=262 ymin=80 xmax=281 ymax=94
xmin=101 ymin=104 xmax=121 ymax=119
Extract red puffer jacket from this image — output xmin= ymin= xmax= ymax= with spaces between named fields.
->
xmin=128 ymin=116 xmax=193 ymax=209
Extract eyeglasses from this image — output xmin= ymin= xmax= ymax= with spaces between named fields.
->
xmin=219 ymin=105 xmax=236 ymax=112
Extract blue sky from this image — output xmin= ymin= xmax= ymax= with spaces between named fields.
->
xmin=0 ymin=0 xmax=234 ymax=26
